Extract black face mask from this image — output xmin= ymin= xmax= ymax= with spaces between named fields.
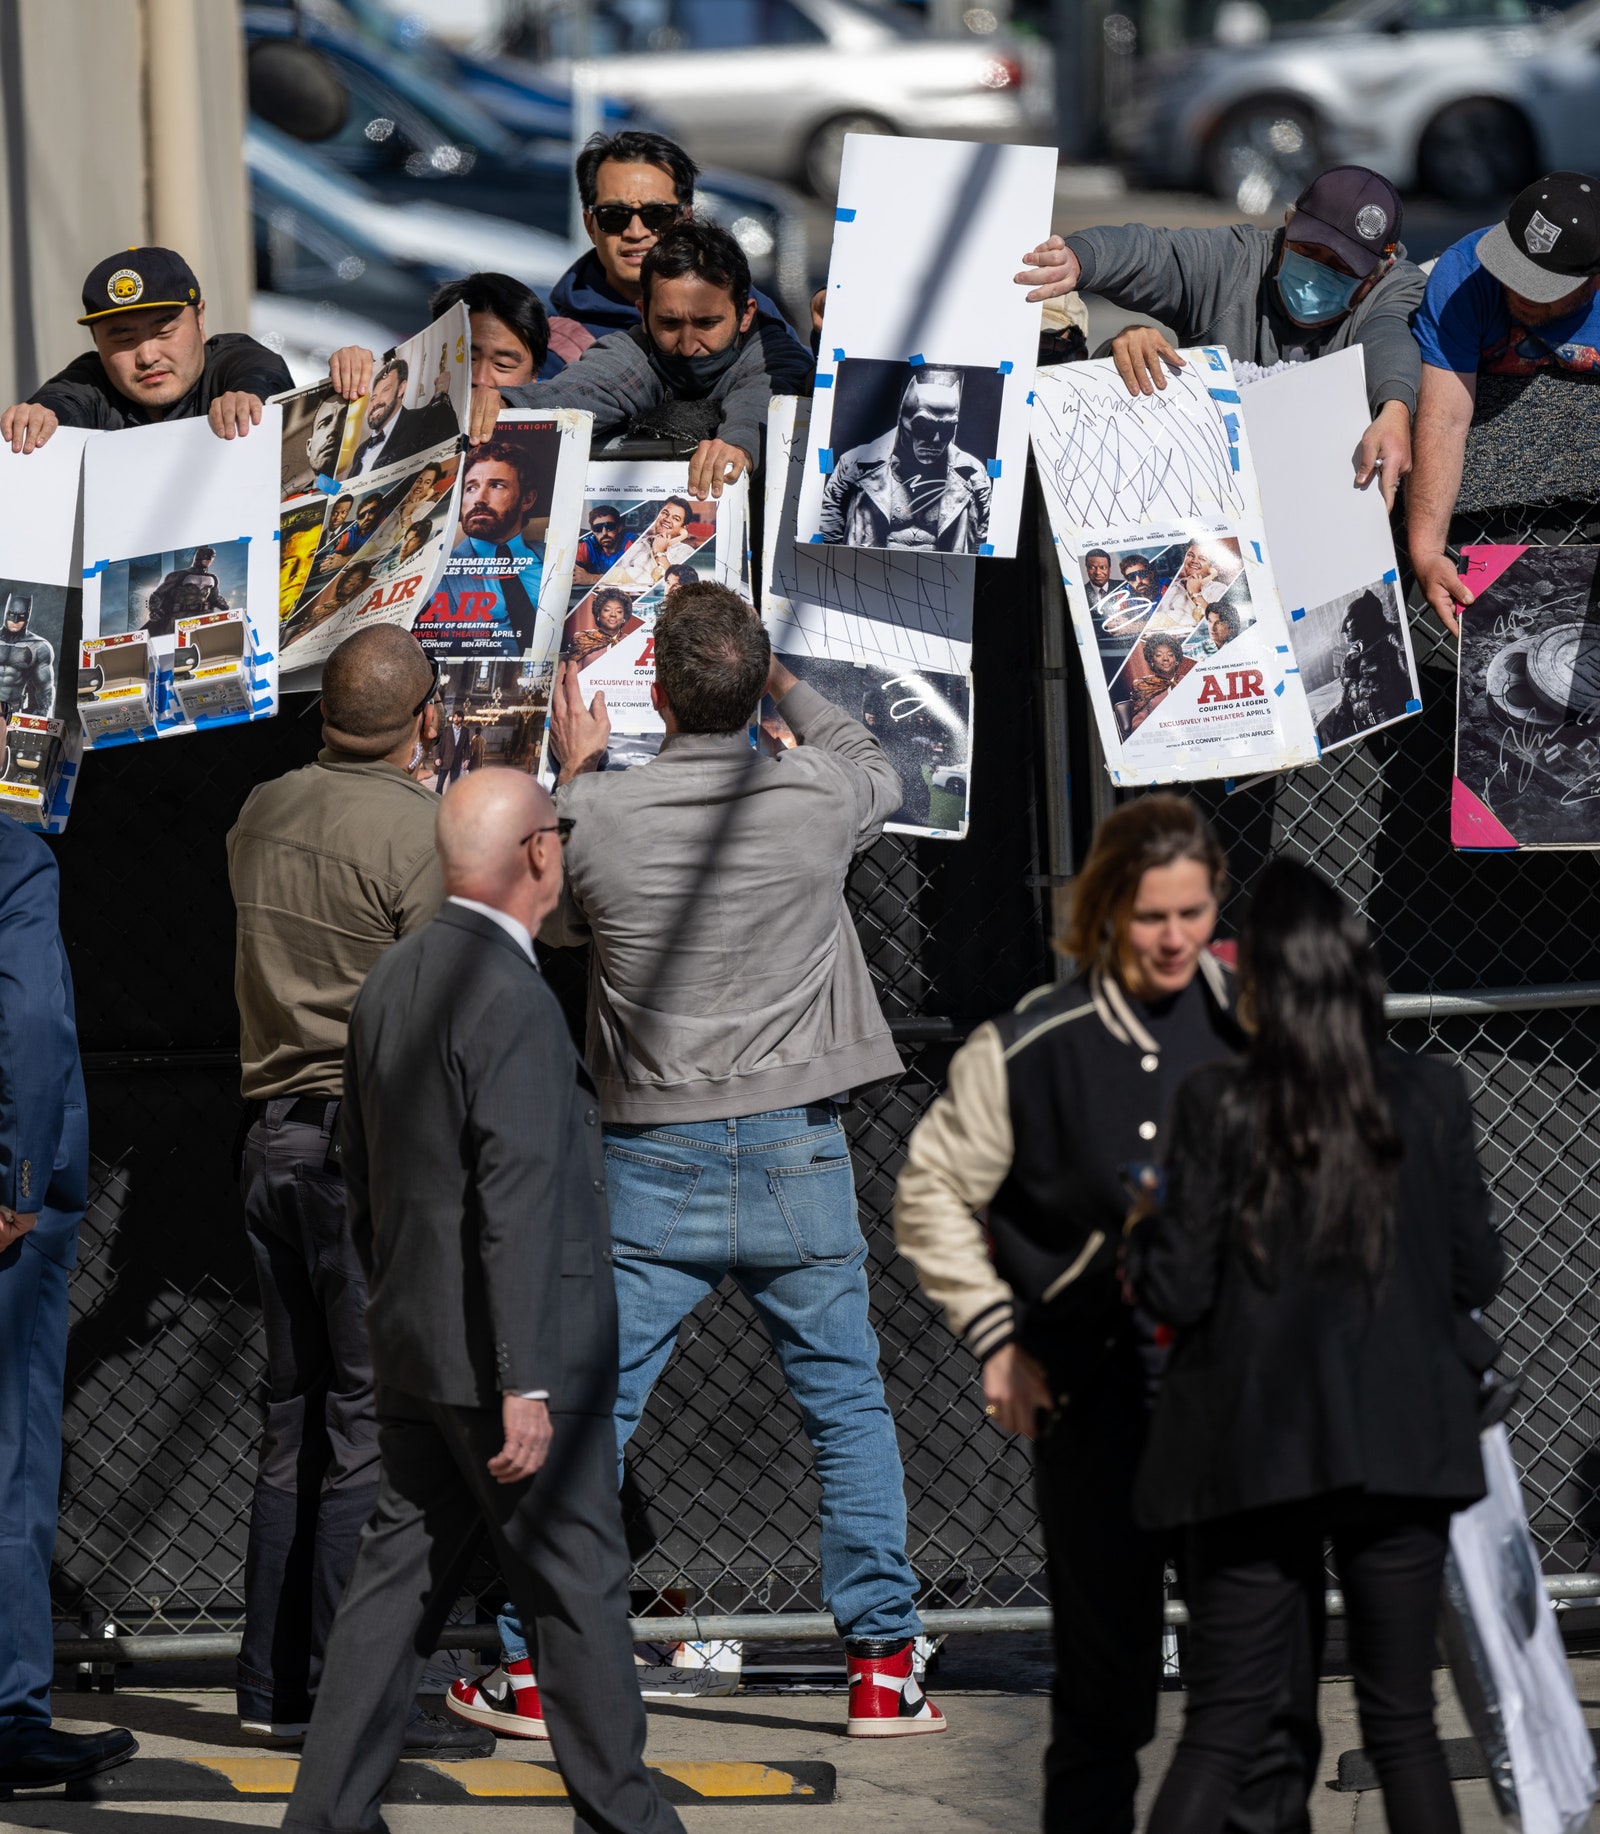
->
xmin=647 ymin=330 xmax=746 ymax=399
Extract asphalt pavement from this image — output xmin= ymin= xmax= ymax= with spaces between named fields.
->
xmin=2 ymin=1642 xmax=1594 ymax=1831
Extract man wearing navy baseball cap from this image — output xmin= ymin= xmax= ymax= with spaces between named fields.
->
xmin=0 ymin=246 xmax=293 ymax=454
xmin=1014 ymin=165 xmax=1424 ymax=510
xmin=1409 ymin=172 xmax=1600 ymax=632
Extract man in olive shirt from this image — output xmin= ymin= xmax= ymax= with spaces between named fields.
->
xmin=226 ymin=626 xmax=481 ymax=1755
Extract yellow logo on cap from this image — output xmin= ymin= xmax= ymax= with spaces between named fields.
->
xmin=108 ymin=268 xmax=144 ymax=305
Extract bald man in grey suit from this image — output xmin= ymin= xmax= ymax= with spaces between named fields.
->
xmin=282 ymin=770 xmax=683 ymax=1834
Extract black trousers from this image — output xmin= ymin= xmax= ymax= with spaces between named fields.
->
xmin=283 ymin=1396 xmax=684 ymax=1834
xmin=1035 ymin=1338 xmax=1320 ymax=1834
xmin=238 ymin=1105 xmax=380 ymax=1723
xmin=1147 ymin=1496 xmax=1457 ymax=1834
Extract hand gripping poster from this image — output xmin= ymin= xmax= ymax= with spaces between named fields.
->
xmin=78 ymin=410 xmax=282 ymax=749
xmin=544 ymin=460 xmax=750 ymax=779
xmin=273 ymin=303 xmax=472 ymax=683
xmin=1451 ymin=545 xmax=1600 ymax=850
xmin=0 ymin=428 xmax=93 ymax=830
xmin=1030 ymin=346 xmax=1318 ymax=787
xmin=762 ymin=395 xmax=974 ymax=838
xmin=796 ymin=133 xmax=1056 ymax=560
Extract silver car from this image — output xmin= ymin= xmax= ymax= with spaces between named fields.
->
xmin=523 ymin=0 xmax=1053 ymax=194
xmin=1112 ymin=0 xmax=1589 ymax=209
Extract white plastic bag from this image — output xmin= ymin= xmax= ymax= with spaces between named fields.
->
xmin=1440 ymin=1424 xmax=1597 ymax=1834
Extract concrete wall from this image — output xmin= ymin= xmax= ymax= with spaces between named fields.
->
xmin=0 ymin=0 xmax=250 ymax=405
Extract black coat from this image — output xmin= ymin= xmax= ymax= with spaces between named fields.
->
xmin=1131 ymin=1047 xmax=1504 ymax=1529
xmin=32 ymin=332 xmax=293 ymax=430
xmin=342 ymin=902 xmax=618 ymax=1414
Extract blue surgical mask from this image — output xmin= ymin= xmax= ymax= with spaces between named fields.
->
xmin=1276 ymin=249 xmax=1362 ymax=326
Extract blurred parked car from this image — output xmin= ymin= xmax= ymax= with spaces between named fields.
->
xmin=503 ymin=0 xmax=1053 ymax=195
xmin=245 ymin=6 xmax=809 ymax=317
xmin=249 ymin=123 xmax=571 ymax=341
xmin=1111 ymin=0 xmax=1592 ymax=207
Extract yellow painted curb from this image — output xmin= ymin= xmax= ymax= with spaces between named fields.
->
xmin=429 ymin=1759 xmax=568 ymax=1797
xmin=655 ymin=1761 xmax=817 ymax=1797
xmin=189 ymin=1756 xmax=304 ymax=1794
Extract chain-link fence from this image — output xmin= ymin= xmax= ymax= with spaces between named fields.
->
xmin=48 ymin=482 xmax=1600 ymax=1654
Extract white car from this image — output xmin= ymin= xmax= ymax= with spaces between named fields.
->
xmin=1111 ymin=0 xmax=1598 ymax=209
xmin=523 ymin=0 xmax=1053 ymax=195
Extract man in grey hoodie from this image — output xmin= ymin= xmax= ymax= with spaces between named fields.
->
xmin=1016 ymin=166 xmax=1423 ymax=510
xmin=505 ymin=221 xmax=813 ymax=501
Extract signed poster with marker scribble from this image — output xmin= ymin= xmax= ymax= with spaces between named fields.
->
xmin=1029 ymin=346 xmax=1317 ymax=788
xmin=1453 ymin=544 xmax=1600 ymax=850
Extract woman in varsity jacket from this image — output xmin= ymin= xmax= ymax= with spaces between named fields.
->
xmin=894 ymin=796 xmax=1312 ymax=1834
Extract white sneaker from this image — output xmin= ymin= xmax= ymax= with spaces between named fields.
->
xmin=239 ymin=1719 xmax=309 ymax=1743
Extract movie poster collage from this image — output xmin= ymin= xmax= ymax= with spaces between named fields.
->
xmin=542 ymin=462 xmax=749 ymax=781
xmin=271 ymin=307 xmax=593 ymax=790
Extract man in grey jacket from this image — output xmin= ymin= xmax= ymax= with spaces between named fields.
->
xmin=447 ymin=583 xmax=945 ymax=1743
xmin=1017 ymin=166 xmax=1423 ymax=509
xmin=506 ymin=222 xmax=813 ymax=503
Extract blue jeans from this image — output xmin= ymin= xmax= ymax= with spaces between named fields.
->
xmin=498 ymin=1104 xmax=920 ymax=1664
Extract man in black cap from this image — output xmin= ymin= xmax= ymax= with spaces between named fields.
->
xmin=1014 ymin=167 xmax=1424 ymax=510
xmin=0 ymin=246 xmax=292 ymax=453
xmin=1408 ymin=171 xmax=1600 ymax=632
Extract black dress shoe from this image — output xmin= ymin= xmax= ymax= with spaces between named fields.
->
xmin=401 ymin=1710 xmax=494 ymax=1758
xmin=0 ymin=1726 xmax=138 ymax=1790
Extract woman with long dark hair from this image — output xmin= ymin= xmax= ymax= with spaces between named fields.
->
xmin=1134 ymin=858 xmax=1504 ymax=1834
xmin=895 ymin=797 xmax=1317 ymax=1834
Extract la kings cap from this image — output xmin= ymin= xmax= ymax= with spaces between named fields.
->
xmin=1284 ymin=166 xmax=1402 ymax=277
xmin=78 ymin=247 xmax=201 ymax=325
xmin=1477 ymin=172 xmax=1600 ymax=305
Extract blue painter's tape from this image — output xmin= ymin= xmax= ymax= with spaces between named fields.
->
xmin=1290 ymin=607 xmax=1305 ymax=620
xmin=314 ymin=473 xmax=340 ymax=496
xmin=1228 ymin=448 xmax=1240 ymax=471
xmin=1405 ymin=697 xmax=1422 ymax=713
xmin=978 ymin=542 xmax=995 ymax=557
xmin=1383 ymin=567 xmax=1399 ymax=584
xmin=1224 ymin=779 xmax=1236 ymax=794
xmin=809 ymin=533 xmax=826 ymax=543
xmin=835 ymin=206 xmax=856 ymax=222
xmin=238 ymin=534 xmax=252 ymax=546
xmin=1208 ymin=387 xmax=1241 ymax=403
xmin=832 ymin=347 xmax=845 ymax=363
xmin=1250 ymin=540 xmax=1262 ymax=562
xmin=1027 ymin=390 xmax=1035 ymax=405
xmin=1204 ymin=348 xmax=1226 ymax=371
xmin=998 ymin=360 xmax=1013 ymax=375
xmin=815 ymin=373 xmax=833 ymax=388
xmin=1276 ymin=644 xmax=1290 ymax=653
xmin=908 ymin=352 xmax=925 ymax=367
xmin=1314 ymin=736 xmax=1323 ymax=758
xmin=1273 ymin=681 xmax=1285 ymax=697
xmin=817 ymin=448 xmax=835 ymax=474
xmin=83 ymin=559 xmax=109 ymax=578
xmin=1285 ymin=666 xmax=1300 ymax=674
xmin=1221 ymin=413 xmax=1239 ymax=441
xmin=986 ymin=458 xmax=1002 ymax=478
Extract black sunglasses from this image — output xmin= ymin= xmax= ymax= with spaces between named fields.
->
xmin=589 ymin=201 xmax=684 ymax=235
xmin=411 ymin=657 xmax=441 ymax=718
xmin=521 ymin=818 xmax=576 ymax=847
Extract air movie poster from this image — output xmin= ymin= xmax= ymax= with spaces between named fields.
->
xmin=1031 ymin=346 xmax=1318 ymax=787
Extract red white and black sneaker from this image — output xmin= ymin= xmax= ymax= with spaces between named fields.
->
xmin=845 ymin=1637 xmax=947 ymax=1737
xmin=445 ymin=1659 xmax=548 ymax=1740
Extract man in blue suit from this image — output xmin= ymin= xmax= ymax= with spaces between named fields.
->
xmin=0 ymin=762 xmax=137 ymax=1791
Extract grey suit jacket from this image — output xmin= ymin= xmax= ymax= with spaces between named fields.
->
xmin=342 ymin=902 xmax=617 ymax=1413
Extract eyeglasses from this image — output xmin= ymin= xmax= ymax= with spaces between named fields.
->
xmin=411 ymin=657 xmax=441 ymax=718
xmin=589 ymin=201 xmax=684 ymax=235
xmin=590 ymin=519 xmax=620 ymax=534
xmin=520 ymin=818 xmax=576 ymax=847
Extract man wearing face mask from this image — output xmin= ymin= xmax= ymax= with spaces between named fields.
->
xmin=224 ymin=628 xmax=486 ymax=1761
xmin=1407 ymin=171 xmax=1600 ymax=634
xmin=818 ymin=368 xmax=992 ymax=553
xmin=1014 ymin=168 xmax=1423 ymax=512
xmin=506 ymin=221 xmax=813 ymax=501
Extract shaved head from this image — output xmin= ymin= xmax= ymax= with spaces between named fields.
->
xmin=321 ymin=625 xmax=433 ymax=758
xmin=436 ymin=767 xmax=560 ymax=912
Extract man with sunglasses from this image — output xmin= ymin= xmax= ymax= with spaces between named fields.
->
xmin=1016 ymin=167 xmax=1424 ymax=512
xmin=225 ymin=629 xmax=487 ymax=1761
xmin=545 ymin=130 xmax=799 ymax=372
xmin=574 ymin=505 xmax=635 ymax=585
